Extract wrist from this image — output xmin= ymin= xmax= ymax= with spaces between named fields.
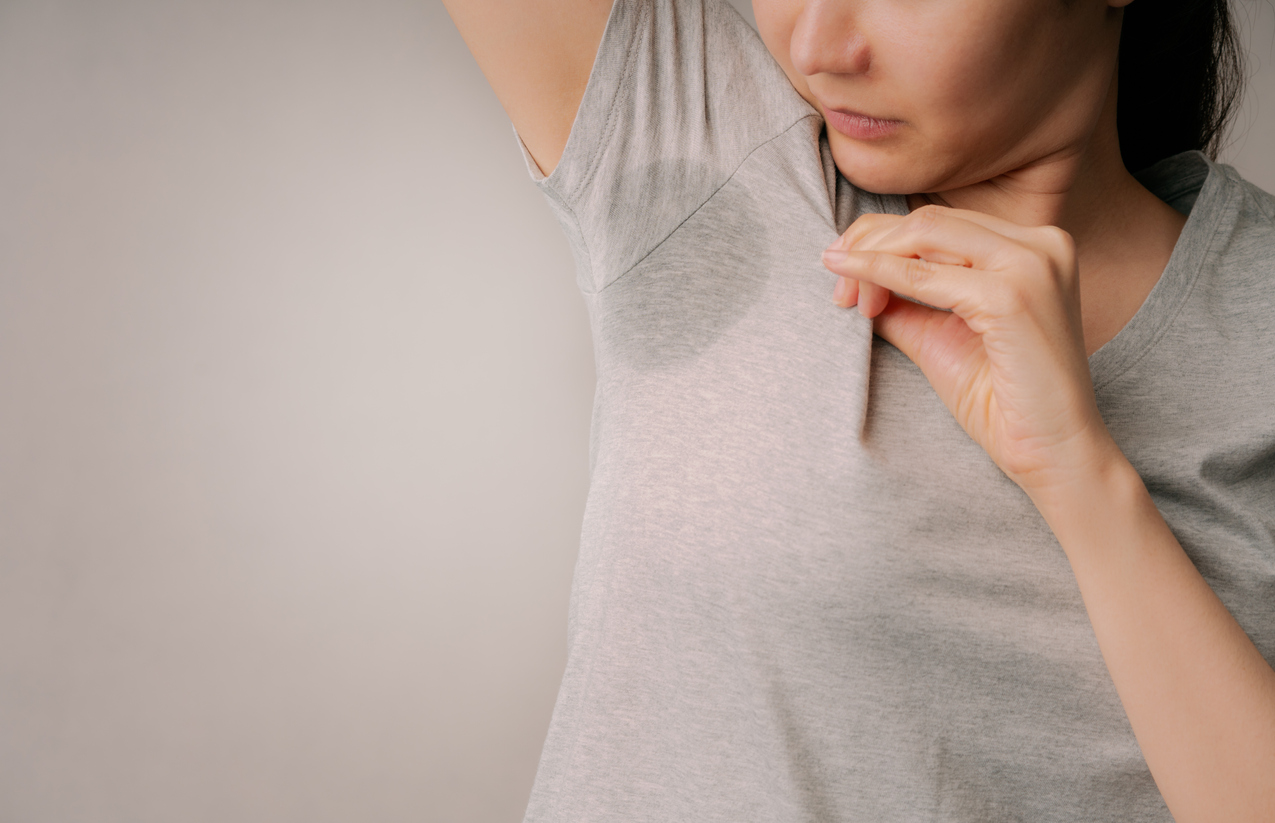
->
xmin=1023 ymin=434 xmax=1146 ymax=538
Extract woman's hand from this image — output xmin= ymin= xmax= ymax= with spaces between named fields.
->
xmin=822 ymin=204 xmax=1122 ymax=506
xmin=825 ymin=205 xmax=1275 ymax=823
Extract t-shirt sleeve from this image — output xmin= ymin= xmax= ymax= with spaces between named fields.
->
xmin=512 ymin=0 xmax=817 ymax=293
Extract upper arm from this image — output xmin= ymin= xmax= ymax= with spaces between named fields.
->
xmin=441 ymin=0 xmax=614 ymax=177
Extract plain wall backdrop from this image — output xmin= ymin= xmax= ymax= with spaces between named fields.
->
xmin=0 ymin=1 xmax=1272 ymax=821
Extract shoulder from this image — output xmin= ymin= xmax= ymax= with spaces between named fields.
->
xmin=1138 ymin=152 xmax=1275 ymax=274
xmin=1213 ymin=160 xmax=1275 ymax=282
xmin=526 ymin=0 xmax=817 ymax=191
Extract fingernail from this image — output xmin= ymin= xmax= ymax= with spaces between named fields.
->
xmin=822 ymin=248 xmax=848 ymax=266
xmin=833 ymin=277 xmax=848 ymax=303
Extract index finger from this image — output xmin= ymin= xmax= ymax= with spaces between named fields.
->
xmin=835 ymin=204 xmax=1069 ymax=257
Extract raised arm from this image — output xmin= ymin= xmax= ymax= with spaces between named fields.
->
xmin=440 ymin=0 xmax=614 ymax=177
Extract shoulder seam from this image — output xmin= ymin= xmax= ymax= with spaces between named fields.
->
xmin=562 ymin=1 xmax=646 ymax=205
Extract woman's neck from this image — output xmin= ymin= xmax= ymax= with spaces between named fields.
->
xmin=905 ymin=82 xmax=1188 ymax=356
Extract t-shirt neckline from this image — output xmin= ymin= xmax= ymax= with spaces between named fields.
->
xmin=870 ymin=151 xmax=1227 ymax=391
xmin=1089 ymin=151 xmax=1228 ymax=389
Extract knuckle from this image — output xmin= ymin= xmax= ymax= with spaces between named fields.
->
xmin=844 ymin=214 xmax=887 ymax=247
xmin=907 ymin=203 xmax=944 ymax=233
xmin=1012 ymin=246 xmax=1057 ymax=286
xmin=854 ymin=213 xmax=887 ymax=234
xmin=1039 ymin=225 xmax=1077 ymax=267
xmin=1040 ymin=224 xmax=1074 ymax=250
xmin=902 ymin=256 xmax=935 ymax=287
xmin=1027 ymin=247 xmax=1055 ymax=274
xmin=864 ymin=252 xmax=890 ymax=277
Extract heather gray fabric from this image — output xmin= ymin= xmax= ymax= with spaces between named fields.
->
xmin=512 ymin=0 xmax=1275 ymax=820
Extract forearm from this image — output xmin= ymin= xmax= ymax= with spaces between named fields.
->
xmin=1033 ymin=454 xmax=1275 ymax=823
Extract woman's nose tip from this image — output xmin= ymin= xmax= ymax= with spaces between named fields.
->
xmin=788 ymin=11 xmax=871 ymax=78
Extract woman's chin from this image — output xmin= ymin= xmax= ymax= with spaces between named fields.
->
xmin=827 ymin=134 xmax=944 ymax=197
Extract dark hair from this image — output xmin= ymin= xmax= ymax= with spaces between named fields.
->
xmin=1116 ymin=0 xmax=1246 ymax=173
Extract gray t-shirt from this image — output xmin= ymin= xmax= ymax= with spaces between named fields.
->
xmin=512 ymin=0 xmax=1275 ymax=820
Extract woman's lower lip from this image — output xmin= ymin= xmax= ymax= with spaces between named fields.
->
xmin=824 ymin=108 xmax=901 ymax=140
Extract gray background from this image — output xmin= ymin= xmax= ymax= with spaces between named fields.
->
xmin=0 ymin=1 xmax=1271 ymax=821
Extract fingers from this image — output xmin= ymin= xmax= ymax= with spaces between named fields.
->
xmin=849 ymin=209 xmax=1012 ymax=271
xmin=824 ymin=249 xmax=977 ymax=317
xmin=870 ymin=292 xmax=949 ymax=364
xmin=858 ymin=281 xmax=891 ymax=318
xmin=829 ymin=204 xmax=1076 ymax=276
xmin=824 ymin=205 xmax=1079 ymax=327
xmin=832 ymin=212 xmax=905 ymax=255
xmin=833 ymin=276 xmax=859 ymax=308
xmin=832 ymin=204 xmax=1060 ymax=253
xmin=827 ymin=213 xmax=932 ymax=319
xmin=832 ymin=275 xmax=890 ymax=318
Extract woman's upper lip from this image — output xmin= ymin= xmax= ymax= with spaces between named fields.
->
xmin=821 ymin=102 xmax=900 ymax=122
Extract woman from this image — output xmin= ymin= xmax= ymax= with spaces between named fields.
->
xmin=442 ymin=0 xmax=1275 ymax=819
